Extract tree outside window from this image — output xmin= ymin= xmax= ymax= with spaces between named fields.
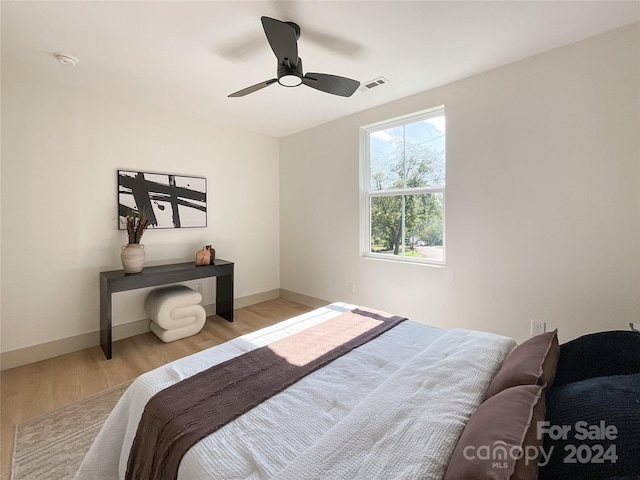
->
xmin=362 ymin=108 xmax=445 ymax=264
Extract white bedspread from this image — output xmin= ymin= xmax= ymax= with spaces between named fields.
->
xmin=75 ymin=303 xmax=515 ymax=480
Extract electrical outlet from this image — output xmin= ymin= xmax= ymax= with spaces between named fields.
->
xmin=630 ymin=322 xmax=639 ymax=332
xmin=195 ymin=283 xmax=203 ymax=294
xmin=347 ymin=282 xmax=355 ymax=294
xmin=531 ymin=319 xmax=546 ymax=336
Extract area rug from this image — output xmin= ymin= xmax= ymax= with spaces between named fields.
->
xmin=12 ymin=381 xmax=131 ymax=480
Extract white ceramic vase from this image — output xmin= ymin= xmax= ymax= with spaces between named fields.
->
xmin=121 ymin=244 xmax=145 ymax=273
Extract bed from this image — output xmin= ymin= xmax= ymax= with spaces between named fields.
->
xmin=75 ymin=302 xmax=564 ymax=480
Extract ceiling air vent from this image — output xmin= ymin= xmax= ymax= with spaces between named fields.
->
xmin=359 ymin=76 xmax=390 ymax=92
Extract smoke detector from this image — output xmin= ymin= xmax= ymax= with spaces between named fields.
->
xmin=358 ymin=76 xmax=389 ymax=92
xmin=54 ymin=53 xmax=79 ymax=67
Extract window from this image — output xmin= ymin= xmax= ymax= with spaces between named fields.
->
xmin=361 ymin=106 xmax=445 ymax=264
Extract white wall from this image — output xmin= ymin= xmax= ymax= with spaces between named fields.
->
xmin=1 ymin=69 xmax=280 ymax=353
xmin=280 ymin=24 xmax=640 ymax=344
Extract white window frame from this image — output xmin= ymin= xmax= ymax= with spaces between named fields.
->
xmin=359 ymin=105 xmax=446 ymax=266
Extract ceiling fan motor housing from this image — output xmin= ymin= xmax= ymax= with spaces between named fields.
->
xmin=277 ymin=57 xmax=303 ymax=87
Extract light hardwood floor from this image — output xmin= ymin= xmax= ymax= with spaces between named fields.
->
xmin=0 ymin=298 xmax=314 ymax=480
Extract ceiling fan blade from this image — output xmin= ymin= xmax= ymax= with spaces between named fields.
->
xmin=228 ymin=79 xmax=278 ymax=98
xmin=302 ymin=73 xmax=360 ymax=97
xmin=268 ymin=1 xmax=364 ymax=59
xmin=261 ymin=16 xmax=298 ymax=66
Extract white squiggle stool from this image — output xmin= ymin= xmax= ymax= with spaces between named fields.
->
xmin=145 ymin=285 xmax=206 ymax=342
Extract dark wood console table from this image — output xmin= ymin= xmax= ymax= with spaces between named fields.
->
xmin=100 ymin=259 xmax=234 ymax=359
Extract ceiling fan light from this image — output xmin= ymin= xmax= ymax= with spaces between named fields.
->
xmin=278 ymin=74 xmax=303 ymax=87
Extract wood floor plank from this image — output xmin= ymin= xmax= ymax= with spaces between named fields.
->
xmin=0 ymin=298 xmax=314 ymax=480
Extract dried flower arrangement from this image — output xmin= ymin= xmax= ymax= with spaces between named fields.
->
xmin=123 ymin=208 xmax=150 ymax=244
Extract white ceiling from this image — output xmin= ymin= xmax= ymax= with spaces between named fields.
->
xmin=2 ymin=1 xmax=638 ymax=137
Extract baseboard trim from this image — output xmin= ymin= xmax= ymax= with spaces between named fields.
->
xmin=279 ymin=289 xmax=330 ymax=309
xmin=0 ymin=288 xmax=282 ymax=371
xmin=0 ymin=331 xmax=99 ymax=371
xmin=112 ymin=318 xmax=152 ymax=341
xmin=236 ymin=289 xmax=281 ymax=308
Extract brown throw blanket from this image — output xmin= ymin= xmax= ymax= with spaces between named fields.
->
xmin=125 ymin=307 xmax=407 ymax=480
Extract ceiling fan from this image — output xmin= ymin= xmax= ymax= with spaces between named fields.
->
xmin=228 ymin=17 xmax=360 ymax=98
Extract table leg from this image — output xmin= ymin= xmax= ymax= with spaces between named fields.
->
xmin=100 ymin=276 xmax=112 ymax=359
xmin=216 ymin=271 xmax=234 ymax=322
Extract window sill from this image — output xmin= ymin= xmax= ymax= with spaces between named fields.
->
xmin=362 ymin=252 xmax=446 ymax=267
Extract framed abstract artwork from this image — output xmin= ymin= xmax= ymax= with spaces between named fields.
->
xmin=118 ymin=170 xmax=207 ymax=229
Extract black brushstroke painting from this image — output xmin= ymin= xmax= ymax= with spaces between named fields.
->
xmin=118 ymin=170 xmax=207 ymax=229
